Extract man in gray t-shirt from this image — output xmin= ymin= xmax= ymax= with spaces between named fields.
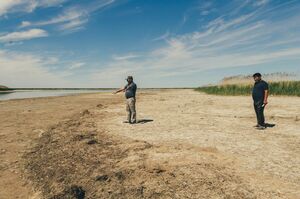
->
xmin=114 ymin=76 xmax=137 ymax=124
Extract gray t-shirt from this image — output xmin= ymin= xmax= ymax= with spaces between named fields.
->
xmin=124 ymin=82 xmax=137 ymax=99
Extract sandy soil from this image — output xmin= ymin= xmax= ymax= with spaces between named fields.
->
xmin=0 ymin=89 xmax=299 ymax=199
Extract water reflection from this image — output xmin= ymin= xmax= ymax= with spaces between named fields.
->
xmin=0 ymin=90 xmax=112 ymax=101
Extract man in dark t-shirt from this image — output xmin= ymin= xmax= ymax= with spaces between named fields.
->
xmin=252 ymin=73 xmax=269 ymax=129
xmin=114 ymin=76 xmax=137 ymax=124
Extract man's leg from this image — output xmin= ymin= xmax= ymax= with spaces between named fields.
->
xmin=254 ymin=102 xmax=260 ymax=126
xmin=258 ymin=105 xmax=265 ymax=126
xmin=126 ymin=99 xmax=132 ymax=123
xmin=129 ymin=98 xmax=136 ymax=123
xmin=256 ymin=101 xmax=265 ymax=126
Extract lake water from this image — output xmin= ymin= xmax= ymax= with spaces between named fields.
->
xmin=0 ymin=90 xmax=113 ymax=101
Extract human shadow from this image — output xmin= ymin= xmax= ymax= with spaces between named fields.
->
xmin=265 ymin=123 xmax=276 ymax=128
xmin=137 ymin=119 xmax=154 ymax=124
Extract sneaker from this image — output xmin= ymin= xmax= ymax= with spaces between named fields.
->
xmin=130 ymin=120 xmax=137 ymax=124
xmin=253 ymin=124 xmax=260 ymax=128
xmin=265 ymin=123 xmax=275 ymax=128
xmin=256 ymin=125 xmax=266 ymax=130
xmin=123 ymin=121 xmax=130 ymax=123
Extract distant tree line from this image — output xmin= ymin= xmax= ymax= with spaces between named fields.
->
xmin=0 ymin=85 xmax=12 ymax=91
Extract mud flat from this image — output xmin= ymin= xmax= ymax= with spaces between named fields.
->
xmin=0 ymin=90 xmax=299 ymax=198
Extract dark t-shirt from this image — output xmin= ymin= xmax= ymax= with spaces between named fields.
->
xmin=252 ymin=80 xmax=269 ymax=102
xmin=124 ymin=82 xmax=137 ymax=99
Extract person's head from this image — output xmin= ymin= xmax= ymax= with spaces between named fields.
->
xmin=253 ymin=73 xmax=262 ymax=82
xmin=126 ymin=76 xmax=133 ymax=83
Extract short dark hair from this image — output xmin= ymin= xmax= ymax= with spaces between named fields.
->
xmin=253 ymin=73 xmax=262 ymax=78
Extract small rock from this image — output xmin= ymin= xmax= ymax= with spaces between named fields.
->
xmin=115 ymin=171 xmax=125 ymax=181
xmin=95 ymin=175 xmax=109 ymax=182
xmin=0 ymin=149 xmax=6 ymax=154
xmin=87 ymin=139 xmax=98 ymax=145
xmin=96 ymin=104 xmax=103 ymax=108
xmin=153 ymin=168 xmax=165 ymax=174
xmin=53 ymin=185 xmax=85 ymax=199
xmin=81 ymin=109 xmax=90 ymax=116
xmin=137 ymin=186 xmax=145 ymax=196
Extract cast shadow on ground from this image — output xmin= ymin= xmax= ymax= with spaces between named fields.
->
xmin=137 ymin=119 xmax=154 ymax=124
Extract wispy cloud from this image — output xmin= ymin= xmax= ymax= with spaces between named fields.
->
xmin=254 ymin=0 xmax=270 ymax=7
xmin=1 ymin=0 xmax=299 ymax=88
xmin=197 ymin=1 xmax=214 ymax=16
xmin=0 ymin=50 xmax=72 ymax=87
xmin=20 ymin=0 xmax=116 ymax=32
xmin=152 ymin=31 xmax=170 ymax=41
xmin=0 ymin=0 xmax=68 ymax=17
xmin=0 ymin=29 xmax=48 ymax=43
xmin=69 ymin=62 xmax=85 ymax=70
xmin=92 ymin=1 xmax=300 ymax=87
xmin=20 ymin=6 xmax=88 ymax=30
xmin=0 ymin=0 xmax=22 ymax=16
xmin=112 ymin=53 xmax=140 ymax=61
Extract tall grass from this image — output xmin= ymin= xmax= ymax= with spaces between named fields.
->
xmin=196 ymin=81 xmax=300 ymax=96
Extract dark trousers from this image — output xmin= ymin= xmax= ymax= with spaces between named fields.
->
xmin=254 ymin=101 xmax=265 ymax=126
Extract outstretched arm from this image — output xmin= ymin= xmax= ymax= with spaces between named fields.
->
xmin=113 ymin=87 xmax=125 ymax=94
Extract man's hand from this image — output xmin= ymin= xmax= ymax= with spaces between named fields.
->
xmin=263 ymin=100 xmax=268 ymax=106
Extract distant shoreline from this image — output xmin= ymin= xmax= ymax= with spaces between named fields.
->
xmin=11 ymin=88 xmax=195 ymax=90
xmin=0 ymin=88 xmax=194 ymax=101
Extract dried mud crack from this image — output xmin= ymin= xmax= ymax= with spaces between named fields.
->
xmin=23 ymin=107 xmax=277 ymax=199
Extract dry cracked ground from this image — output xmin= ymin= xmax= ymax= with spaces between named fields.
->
xmin=0 ymin=89 xmax=299 ymax=199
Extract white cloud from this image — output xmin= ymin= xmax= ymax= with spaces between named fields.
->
xmin=254 ymin=0 xmax=269 ymax=7
xmin=4 ymin=41 xmax=23 ymax=47
xmin=0 ymin=50 xmax=72 ymax=87
xmin=38 ymin=0 xmax=68 ymax=7
xmin=198 ymin=1 xmax=214 ymax=16
xmin=0 ymin=0 xmax=68 ymax=16
xmin=69 ymin=62 xmax=85 ymax=70
xmin=112 ymin=54 xmax=140 ymax=61
xmin=0 ymin=29 xmax=48 ymax=43
xmin=0 ymin=0 xmax=22 ymax=16
xmin=91 ymin=4 xmax=300 ymax=87
xmin=20 ymin=21 xmax=32 ymax=28
xmin=33 ymin=7 xmax=88 ymax=26
xmin=20 ymin=0 xmax=116 ymax=32
xmin=2 ymin=0 xmax=300 ymax=88
xmin=152 ymin=31 xmax=170 ymax=41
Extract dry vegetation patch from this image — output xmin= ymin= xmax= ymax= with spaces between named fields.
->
xmin=22 ymin=108 xmax=275 ymax=199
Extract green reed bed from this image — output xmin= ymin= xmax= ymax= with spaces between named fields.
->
xmin=196 ymin=81 xmax=300 ymax=96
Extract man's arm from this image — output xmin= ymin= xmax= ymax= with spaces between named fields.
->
xmin=263 ymin=90 xmax=269 ymax=105
xmin=113 ymin=87 xmax=126 ymax=94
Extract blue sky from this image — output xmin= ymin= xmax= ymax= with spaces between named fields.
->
xmin=0 ymin=0 xmax=300 ymax=88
